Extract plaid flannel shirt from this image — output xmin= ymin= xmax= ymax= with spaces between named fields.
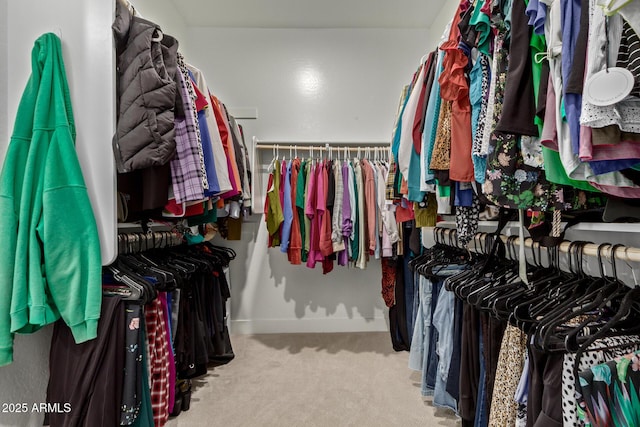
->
xmin=170 ymin=66 xmax=206 ymax=204
xmin=385 ymin=154 xmax=400 ymax=202
xmin=145 ymin=297 xmax=170 ymax=426
xmin=178 ymin=52 xmax=208 ymax=192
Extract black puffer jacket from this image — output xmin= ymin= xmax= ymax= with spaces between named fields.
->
xmin=112 ymin=0 xmax=178 ymax=173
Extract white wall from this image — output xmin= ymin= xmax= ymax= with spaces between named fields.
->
xmin=187 ymin=27 xmax=431 ymax=333
xmin=0 ymin=0 xmax=6 ymax=144
xmin=4 ymin=1 xmax=117 ymax=265
xmin=129 ymin=0 xmax=191 ymax=57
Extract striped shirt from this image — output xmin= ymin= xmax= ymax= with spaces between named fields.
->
xmin=616 ymin=19 xmax=640 ymax=97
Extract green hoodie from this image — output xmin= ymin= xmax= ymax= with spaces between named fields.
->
xmin=0 ymin=33 xmax=102 ymax=366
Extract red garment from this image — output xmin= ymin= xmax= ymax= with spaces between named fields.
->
xmin=480 ymin=0 xmax=492 ymax=15
xmin=322 ymin=257 xmax=334 ymax=275
xmin=159 ymin=293 xmax=175 ymax=412
xmin=381 ymin=258 xmax=396 ymax=307
xmin=438 ymin=4 xmax=467 ymax=102
xmin=191 ymin=78 xmax=208 ymax=111
xmin=319 ymin=162 xmax=333 ymax=257
xmin=412 ymin=53 xmax=434 ymax=154
xmin=287 ymin=159 xmax=302 ymax=265
xmin=210 ymin=97 xmax=241 ymax=199
xmin=211 ymin=95 xmax=229 ymax=147
xmin=395 ymin=202 xmax=415 ymax=223
xmin=450 ymin=99 xmax=474 ymax=182
xmin=439 ymin=3 xmax=474 ymax=182
xmin=164 ymin=199 xmax=185 ymax=216
xmin=184 ymin=202 xmax=204 ymax=217
xmin=146 ymin=298 xmax=170 ymax=427
xmin=400 ymin=177 xmax=409 ymax=196
xmin=184 ymin=202 xmax=205 ymax=217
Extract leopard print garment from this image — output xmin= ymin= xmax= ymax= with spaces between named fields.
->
xmin=488 ymin=325 xmax=528 ymax=427
xmin=429 ymin=100 xmax=453 ymax=170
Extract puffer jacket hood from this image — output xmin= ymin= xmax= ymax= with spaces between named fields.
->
xmin=112 ymin=0 xmax=178 ymax=173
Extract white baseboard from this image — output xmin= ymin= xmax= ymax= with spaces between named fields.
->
xmin=230 ymin=317 xmax=389 ymax=334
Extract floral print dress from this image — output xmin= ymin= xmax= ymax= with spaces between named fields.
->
xmin=483 ymin=31 xmax=556 ymax=211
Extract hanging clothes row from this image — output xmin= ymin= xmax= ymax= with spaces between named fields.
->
xmin=258 ymin=143 xmax=423 ymax=273
xmin=407 ymin=227 xmax=640 ymax=427
xmin=113 ymin=0 xmax=252 ymax=237
xmin=390 ymin=0 xmax=640 ymax=247
xmin=45 ymin=241 xmax=236 ymax=427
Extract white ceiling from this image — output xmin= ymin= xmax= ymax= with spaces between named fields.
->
xmin=169 ymin=0 xmax=445 ymax=29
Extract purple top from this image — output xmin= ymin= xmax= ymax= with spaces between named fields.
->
xmin=525 ymin=0 xmax=547 ymax=36
xmin=170 ymin=70 xmax=205 ymax=204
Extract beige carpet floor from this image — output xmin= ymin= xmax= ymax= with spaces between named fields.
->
xmin=166 ymin=332 xmax=460 ymax=427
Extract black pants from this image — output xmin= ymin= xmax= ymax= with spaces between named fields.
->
xmin=46 ymin=296 xmax=125 ymax=427
xmin=459 ymin=303 xmax=480 ymax=424
xmin=526 ymin=343 xmax=564 ymax=427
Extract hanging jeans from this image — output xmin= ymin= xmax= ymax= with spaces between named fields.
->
xmin=433 ymin=282 xmax=458 ymax=412
xmin=423 ymin=265 xmax=465 ymax=397
xmin=424 ymin=278 xmax=443 ymax=396
xmin=409 ymin=276 xmax=433 ymax=372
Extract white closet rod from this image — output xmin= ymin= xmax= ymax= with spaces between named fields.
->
xmin=255 ymin=144 xmax=388 ymax=152
xmin=501 ymin=237 xmax=640 ymax=264
xmin=439 ymin=228 xmax=640 ymax=263
xmin=254 ymin=138 xmax=389 ymax=148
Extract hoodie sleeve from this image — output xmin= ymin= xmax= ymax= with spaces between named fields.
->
xmin=0 ymin=38 xmax=43 ymax=366
xmin=0 ymin=174 xmax=19 ymax=366
xmin=37 ymin=35 xmax=102 ymax=344
xmin=40 ymin=130 xmax=102 ymax=343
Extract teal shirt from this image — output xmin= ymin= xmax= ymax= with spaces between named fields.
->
xmin=471 ymin=2 xmax=493 ymax=56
